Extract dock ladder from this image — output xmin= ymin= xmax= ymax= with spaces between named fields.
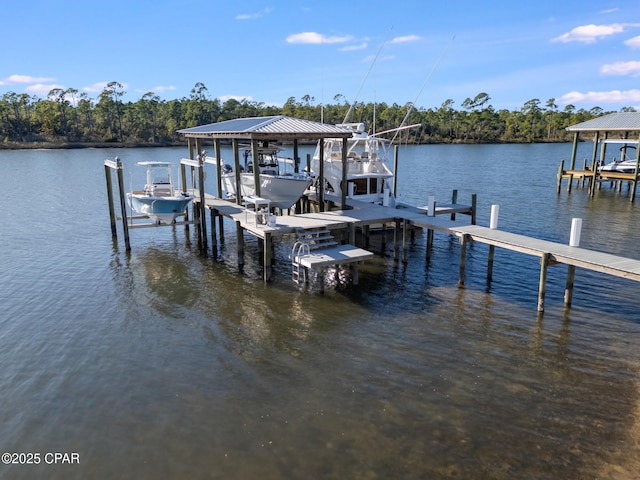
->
xmin=291 ymin=228 xmax=337 ymax=284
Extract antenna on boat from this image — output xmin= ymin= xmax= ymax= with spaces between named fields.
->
xmin=390 ymin=35 xmax=456 ymax=145
xmin=343 ymin=27 xmax=393 ymax=125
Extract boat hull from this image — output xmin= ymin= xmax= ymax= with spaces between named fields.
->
xmin=222 ymin=173 xmax=311 ymax=210
xmin=127 ymin=193 xmax=194 ymax=224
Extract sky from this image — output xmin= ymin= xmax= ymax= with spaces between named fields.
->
xmin=2 ymin=0 xmax=640 ymax=112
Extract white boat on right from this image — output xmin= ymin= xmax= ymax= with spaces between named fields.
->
xmin=599 ymin=139 xmax=639 ymax=174
xmin=308 ymin=122 xmax=420 ymax=205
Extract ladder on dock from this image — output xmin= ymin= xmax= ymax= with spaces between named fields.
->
xmin=292 ymin=228 xmax=338 ymax=284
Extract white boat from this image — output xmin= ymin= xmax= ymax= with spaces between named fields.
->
xmin=127 ymin=161 xmax=195 ymax=224
xmin=599 ymin=141 xmax=639 ymax=174
xmin=309 ymin=122 xmax=419 ymax=205
xmin=220 ymin=145 xmax=312 ymax=210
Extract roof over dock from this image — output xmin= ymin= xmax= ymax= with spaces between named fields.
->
xmin=177 ymin=115 xmax=353 ymax=141
xmin=566 ymin=112 xmax=640 ymax=133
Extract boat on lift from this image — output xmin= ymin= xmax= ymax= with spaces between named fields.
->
xmin=220 ymin=144 xmax=312 ymax=210
xmin=308 ymin=122 xmax=420 ymax=205
xmin=127 ymin=161 xmax=194 ymax=224
xmin=599 ymin=140 xmax=639 ymax=174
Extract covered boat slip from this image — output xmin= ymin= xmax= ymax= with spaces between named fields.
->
xmin=557 ymin=112 xmax=640 ymax=200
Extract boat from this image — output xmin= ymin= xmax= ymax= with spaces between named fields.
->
xmin=599 ymin=140 xmax=639 ymax=174
xmin=220 ymin=144 xmax=312 ymax=210
xmin=308 ymin=122 xmax=419 ymax=205
xmin=126 ymin=161 xmax=195 ymax=224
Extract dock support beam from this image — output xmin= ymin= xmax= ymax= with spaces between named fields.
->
xmin=104 ymin=157 xmax=130 ymax=251
xmin=537 ymin=253 xmax=550 ymax=312
xmin=236 ymin=221 xmax=244 ymax=267
xmin=263 ymin=232 xmax=272 ymax=282
xmin=564 ymin=265 xmax=576 ymax=307
xmin=458 ymin=234 xmax=468 ymax=287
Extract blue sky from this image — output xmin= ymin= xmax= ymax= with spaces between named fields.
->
xmin=2 ymin=0 xmax=640 ymax=112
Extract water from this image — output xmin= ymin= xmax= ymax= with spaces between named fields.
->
xmin=1 ymin=144 xmax=640 ymax=479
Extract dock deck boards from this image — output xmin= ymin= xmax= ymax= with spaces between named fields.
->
xmin=196 ymin=191 xmax=640 ymax=285
xmin=455 ymin=225 xmax=640 ymax=281
xmin=295 ymin=245 xmax=375 ymax=270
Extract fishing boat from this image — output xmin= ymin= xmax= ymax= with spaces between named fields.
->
xmin=127 ymin=161 xmax=194 ymax=224
xmin=308 ymin=122 xmax=419 ymax=205
xmin=599 ymin=141 xmax=639 ymax=174
xmin=220 ymin=145 xmax=312 ymax=210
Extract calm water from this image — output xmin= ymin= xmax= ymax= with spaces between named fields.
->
xmin=1 ymin=143 xmax=640 ymax=479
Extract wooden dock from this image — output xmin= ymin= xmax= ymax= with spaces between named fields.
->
xmin=105 ymin=158 xmax=640 ymax=312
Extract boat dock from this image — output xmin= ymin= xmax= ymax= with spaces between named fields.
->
xmin=104 ymin=113 xmax=640 ymax=312
xmin=557 ymin=112 xmax=640 ymax=201
xmin=204 ymin=190 xmax=640 ymax=311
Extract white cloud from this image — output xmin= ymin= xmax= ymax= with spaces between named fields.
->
xmin=83 ymin=82 xmax=128 ymax=94
xmin=390 ymin=35 xmax=422 ymax=44
xmin=236 ymin=8 xmax=272 ymax=20
xmin=552 ymin=23 xmax=627 ymax=44
xmin=601 ymin=61 xmax=640 ymax=76
xmin=558 ymin=89 xmax=640 ymax=105
xmin=25 ymin=84 xmax=64 ymax=96
xmin=218 ymin=94 xmax=253 ymax=102
xmin=151 ymin=85 xmax=176 ymax=93
xmin=286 ymin=32 xmax=353 ymax=44
xmin=339 ymin=42 xmax=368 ymax=52
xmin=625 ymin=35 xmax=640 ymax=49
xmin=1 ymin=74 xmax=55 ymax=85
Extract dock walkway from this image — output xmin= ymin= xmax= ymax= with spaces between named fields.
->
xmin=198 ymin=192 xmax=640 ymax=310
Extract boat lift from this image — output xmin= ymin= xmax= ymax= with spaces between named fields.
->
xmin=104 ymin=156 xmax=204 ymax=251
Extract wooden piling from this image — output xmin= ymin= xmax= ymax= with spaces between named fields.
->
xmin=114 ymin=158 xmax=130 ymax=251
xmin=458 ymin=234 xmax=468 ymax=286
xmin=537 ymin=253 xmax=550 ymax=312
xmin=236 ymin=221 xmax=244 ymax=266
xmin=564 ymin=264 xmax=576 ymax=307
xmin=487 ymin=245 xmax=495 ymax=283
xmin=104 ymin=163 xmax=117 ymax=238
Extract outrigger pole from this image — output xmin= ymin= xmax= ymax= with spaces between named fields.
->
xmin=390 ymin=35 xmax=456 ymax=145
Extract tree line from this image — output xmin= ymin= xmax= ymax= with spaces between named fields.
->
xmin=1 ymin=82 xmax=635 ymax=148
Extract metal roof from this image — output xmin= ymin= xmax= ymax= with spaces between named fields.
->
xmin=566 ymin=112 xmax=640 ymax=132
xmin=177 ymin=115 xmax=353 ymax=140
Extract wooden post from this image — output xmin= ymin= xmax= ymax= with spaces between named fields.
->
xmin=450 ymin=189 xmax=458 ymax=220
xmin=263 ymin=232 xmax=271 ymax=282
xmin=426 ymin=229 xmax=434 ymax=261
xmin=233 ymin=139 xmax=242 ymax=205
xmin=235 ymin=220 xmax=244 ymax=266
xmin=215 ymin=138 xmax=223 ymax=199
xmin=392 ymin=145 xmax=399 ymax=196
xmin=402 ymin=219 xmax=408 ymax=264
xmin=537 ymin=253 xmax=550 ymax=312
xmin=341 ymin=137 xmax=348 ymax=210
xmin=556 ymin=159 xmax=564 ymax=194
xmin=114 ymin=157 xmax=130 ymax=251
xmin=471 ymin=194 xmax=477 ymax=225
xmin=393 ymin=219 xmax=400 ymax=260
xmin=104 ymin=162 xmax=117 ymax=238
xmin=589 ymin=132 xmax=600 ymax=197
xmin=569 ymin=132 xmax=579 ymax=170
xmin=319 ymin=140 xmax=325 ymax=212
xmin=198 ymin=153 xmax=207 ymax=250
xmin=458 ymin=234 xmax=468 ymax=287
xmin=210 ymin=209 xmax=218 ymax=255
xmin=487 ymin=245 xmax=495 ymax=283
xmin=251 ymin=139 xmax=261 ymax=198
xmin=630 ymin=134 xmax=640 ymax=202
xmin=564 ymin=265 xmax=576 ymax=307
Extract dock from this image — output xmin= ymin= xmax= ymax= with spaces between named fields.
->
xmin=557 ymin=112 xmax=640 ymax=201
xmin=104 ymin=113 xmax=640 ymax=313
